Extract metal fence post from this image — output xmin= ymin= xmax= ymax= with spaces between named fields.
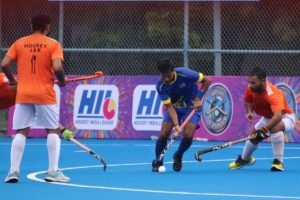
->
xmin=58 ymin=1 xmax=64 ymax=46
xmin=183 ymin=0 xmax=189 ymax=68
xmin=213 ymin=1 xmax=222 ymax=75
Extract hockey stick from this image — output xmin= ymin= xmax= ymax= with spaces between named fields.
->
xmin=69 ymin=138 xmax=107 ymax=171
xmin=194 ymin=135 xmax=254 ymax=161
xmin=55 ymin=71 xmax=102 ymax=84
xmin=157 ymin=109 xmax=196 ymax=162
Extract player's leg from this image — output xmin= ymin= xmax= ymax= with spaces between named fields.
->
xmin=152 ymin=122 xmax=173 ymax=171
xmin=173 ymin=109 xmax=200 ymax=172
xmin=5 ymin=104 xmax=35 ymax=183
xmin=45 ymin=128 xmax=70 ymax=182
xmin=270 ymin=114 xmax=296 ymax=171
xmin=152 ymin=110 xmax=175 ymax=171
xmin=35 ymin=104 xmax=70 ymax=182
xmin=172 ymin=122 xmax=196 ymax=172
xmin=270 ymin=129 xmax=284 ymax=171
xmin=228 ymin=118 xmax=268 ymax=170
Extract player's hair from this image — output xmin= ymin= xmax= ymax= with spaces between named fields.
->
xmin=157 ymin=58 xmax=175 ymax=73
xmin=248 ymin=67 xmax=266 ymax=80
xmin=31 ymin=14 xmax=51 ymax=32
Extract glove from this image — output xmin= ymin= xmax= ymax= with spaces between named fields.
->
xmin=254 ymin=127 xmax=269 ymax=140
xmin=61 ymin=128 xmax=74 ymax=140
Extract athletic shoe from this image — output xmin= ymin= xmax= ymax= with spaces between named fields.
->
xmin=152 ymin=160 xmax=163 ymax=172
xmin=44 ymin=171 xmax=70 ymax=182
xmin=4 ymin=171 xmax=20 ymax=183
xmin=229 ymin=155 xmax=256 ymax=170
xmin=271 ymin=159 xmax=284 ymax=172
xmin=173 ymin=153 xmax=182 ymax=172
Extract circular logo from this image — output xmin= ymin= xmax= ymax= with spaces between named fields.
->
xmin=201 ymin=83 xmax=233 ymax=135
xmin=276 ymin=83 xmax=297 ymax=115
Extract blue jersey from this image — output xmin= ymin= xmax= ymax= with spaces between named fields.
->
xmin=156 ymin=67 xmax=203 ymax=108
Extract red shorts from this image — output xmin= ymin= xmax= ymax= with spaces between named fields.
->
xmin=0 ymin=83 xmax=16 ymax=109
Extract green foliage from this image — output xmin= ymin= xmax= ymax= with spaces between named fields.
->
xmin=144 ymin=11 xmax=183 ymax=48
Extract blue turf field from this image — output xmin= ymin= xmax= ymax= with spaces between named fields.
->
xmin=1 ymin=136 xmax=300 ymax=200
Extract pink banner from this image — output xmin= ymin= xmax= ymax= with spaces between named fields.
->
xmin=8 ymin=76 xmax=300 ymax=142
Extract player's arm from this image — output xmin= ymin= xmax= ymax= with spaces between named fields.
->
xmin=165 ymin=103 xmax=181 ymax=134
xmin=251 ymin=110 xmax=282 ymax=144
xmin=252 ymin=94 xmax=284 ymax=142
xmin=245 ymin=101 xmax=254 ymax=122
xmin=199 ymin=75 xmax=211 ymax=92
xmin=156 ymin=82 xmax=180 ymax=132
xmin=261 ymin=92 xmax=285 ymax=133
xmin=52 ymin=58 xmax=66 ymax=87
xmin=52 ymin=42 xmax=66 ymax=87
xmin=194 ymin=73 xmax=211 ymax=110
xmin=263 ymin=110 xmax=282 ymax=131
xmin=1 ymin=56 xmax=17 ymax=85
xmin=244 ymin=87 xmax=254 ymax=122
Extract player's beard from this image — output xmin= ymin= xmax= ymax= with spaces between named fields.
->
xmin=250 ymin=85 xmax=263 ymax=93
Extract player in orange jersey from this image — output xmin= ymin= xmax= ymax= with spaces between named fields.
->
xmin=1 ymin=14 xmax=71 ymax=183
xmin=229 ymin=67 xmax=295 ymax=172
xmin=0 ymin=72 xmax=73 ymax=140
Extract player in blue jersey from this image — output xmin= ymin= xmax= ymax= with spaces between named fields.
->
xmin=152 ymin=58 xmax=211 ymax=172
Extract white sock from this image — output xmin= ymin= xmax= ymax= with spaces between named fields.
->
xmin=47 ymin=134 xmax=61 ymax=173
xmin=271 ymin=131 xmax=284 ymax=163
xmin=242 ymin=140 xmax=258 ymax=160
xmin=10 ymin=134 xmax=26 ymax=173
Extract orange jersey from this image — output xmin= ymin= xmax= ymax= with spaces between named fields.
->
xmin=6 ymin=34 xmax=64 ymax=104
xmin=0 ymin=73 xmax=16 ymax=109
xmin=245 ymin=81 xmax=294 ymax=119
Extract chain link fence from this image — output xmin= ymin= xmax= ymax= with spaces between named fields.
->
xmin=1 ymin=0 xmax=299 ymax=131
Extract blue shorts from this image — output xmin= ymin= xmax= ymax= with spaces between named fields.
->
xmin=162 ymin=107 xmax=201 ymax=129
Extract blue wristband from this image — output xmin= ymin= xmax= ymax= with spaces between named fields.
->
xmin=197 ymin=90 xmax=205 ymax=99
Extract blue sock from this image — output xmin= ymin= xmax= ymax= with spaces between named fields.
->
xmin=175 ymin=138 xmax=193 ymax=157
xmin=155 ymin=138 xmax=167 ymax=159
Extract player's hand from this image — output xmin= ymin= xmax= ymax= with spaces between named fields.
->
xmin=173 ymin=124 xmax=182 ymax=138
xmin=253 ymin=127 xmax=269 ymax=140
xmin=62 ymin=129 xmax=74 ymax=140
xmin=245 ymin=112 xmax=254 ymax=122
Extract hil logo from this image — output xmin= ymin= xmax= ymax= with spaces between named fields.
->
xmin=74 ymin=85 xmax=119 ymax=130
xmin=132 ymin=85 xmax=163 ymax=131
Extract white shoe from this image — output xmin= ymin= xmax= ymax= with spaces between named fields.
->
xmin=44 ymin=171 xmax=70 ymax=183
xmin=5 ymin=171 xmax=20 ymax=183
